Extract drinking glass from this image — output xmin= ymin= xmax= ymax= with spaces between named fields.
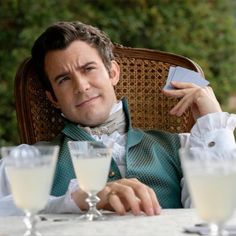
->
xmin=68 ymin=141 xmax=112 ymax=221
xmin=180 ymin=147 xmax=236 ymax=236
xmin=1 ymin=144 xmax=59 ymax=236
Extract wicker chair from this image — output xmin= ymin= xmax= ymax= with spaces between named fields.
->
xmin=14 ymin=45 xmax=204 ymax=144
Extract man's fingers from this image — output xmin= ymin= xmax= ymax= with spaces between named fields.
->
xmin=136 ymin=186 xmax=161 ymax=216
xmin=163 ymin=87 xmax=197 ymax=98
xmin=109 ymin=182 xmax=142 ymax=215
xmin=170 ymin=94 xmax=193 ymax=116
xmin=147 ymin=187 xmax=161 ymax=215
xmin=98 ymin=178 xmax=161 ymax=216
xmin=162 ymin=81 xmax=199 ymax=98
xmin=107 ymin=191 xmax=126 ymax=215
xmin=163 ymin=83 xmax=221 ymax=119
xmin=170 ymin=81 xmax=198 ymax=89
xmin=128 ymin=183 xmax=158 ymax=216
xmin=111 ymin=178 xmax=159 ymax=216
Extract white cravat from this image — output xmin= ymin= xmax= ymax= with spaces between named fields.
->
xmin=81 ymin=101 xmax=127 ymax=177
xmin=82 ymin=102 xmax=126 ymax=136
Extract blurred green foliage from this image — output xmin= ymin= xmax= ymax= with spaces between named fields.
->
xmin=1 ymin=0 xmax=236 ymax=145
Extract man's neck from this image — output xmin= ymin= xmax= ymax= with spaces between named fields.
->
xmin=79 ymin=100 xmax=126 ymax=136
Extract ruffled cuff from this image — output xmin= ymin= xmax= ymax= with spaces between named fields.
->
xmin=189 ymin=112 xmax=236 ymax=150
xmin=43 ymin=179 xmax=82 ymax=214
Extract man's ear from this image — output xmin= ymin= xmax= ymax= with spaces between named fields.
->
xmin=45 ymin=91 xmax=60 ymax=109
xmin=110 ymin=60 xmax=120 ymax=86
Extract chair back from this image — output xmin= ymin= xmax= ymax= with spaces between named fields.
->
xmin=14 ymin=45 xmax=204 ymax=144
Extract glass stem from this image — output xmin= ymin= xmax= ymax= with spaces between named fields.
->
xmin=23 ymin=211 xmax=40 ymax=236
xmin=86 ymin=193 xmax=100 ymax=214
xmin=209 ymin=223 xmax=225 ymax=236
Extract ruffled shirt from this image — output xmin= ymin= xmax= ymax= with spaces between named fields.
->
xmin=0 ymin=102 xmax=236 ymax=215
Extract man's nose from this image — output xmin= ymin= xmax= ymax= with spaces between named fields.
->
xmin=73 ymin=75 xmax=90 ymax=93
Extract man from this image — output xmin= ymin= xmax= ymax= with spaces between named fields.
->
xmin=0 ymin=21 xmax=236 ymax=216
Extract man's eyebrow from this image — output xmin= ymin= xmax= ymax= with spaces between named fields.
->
xmin=80 ymin=61 xmax=97 ymax=69
xmin=53 ymin=61 xmax=97 ymax=82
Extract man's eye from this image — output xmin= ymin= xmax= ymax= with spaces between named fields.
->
xmin=57 ymin=76 xmax=70 ymax=84
xmin=85 ymin=66 xmax=95 ymax=72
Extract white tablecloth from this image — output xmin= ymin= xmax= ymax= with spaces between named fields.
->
xmin=1 ymin=209 xmax=236 ymax=236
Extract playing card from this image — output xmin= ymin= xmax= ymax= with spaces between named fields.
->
xmin=163 ymin=66 xmax=209 ymax=90
xmin=164 ymin=66 xmax=176 ymax=90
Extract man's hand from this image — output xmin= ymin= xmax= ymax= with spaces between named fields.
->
xmin=162 ymin=81 xmax=222 ymax=120
xmin=71 ymin=178 xmax=161 ymax=216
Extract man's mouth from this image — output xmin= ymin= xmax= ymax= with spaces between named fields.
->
xmin=76 ymin=95 xmax=100 ymax=107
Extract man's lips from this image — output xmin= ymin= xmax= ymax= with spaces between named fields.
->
xmin=76 ymin=95 xmax=100 ymax=107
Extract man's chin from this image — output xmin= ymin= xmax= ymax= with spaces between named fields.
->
xmin=79 ymin=115 xmax=109 ymax=127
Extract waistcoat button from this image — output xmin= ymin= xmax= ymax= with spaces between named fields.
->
xmin=109 ymin=171 xmax=115 ymax=177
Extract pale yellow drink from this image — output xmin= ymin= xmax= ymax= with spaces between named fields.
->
xmin=187 ymin=171 xmax=236 ymax=224
xmin=72 ymin=155 xmax=112 ymax=193
xmin=6 ymin=164 xmax=54 ymax=213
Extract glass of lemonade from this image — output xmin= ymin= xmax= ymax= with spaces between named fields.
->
xmin=180 ymin=147 xmax=236 ymax=236
xmin=68 ymin=141 xmax=112 ymax=221
xmin=1 ymin=144 xmax=59 ymax=236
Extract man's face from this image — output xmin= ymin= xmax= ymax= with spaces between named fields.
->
xmin=44 ymin=40 xmax=120 ymax=126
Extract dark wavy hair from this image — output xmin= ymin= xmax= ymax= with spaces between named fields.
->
xmin=31 ymin=21 xmax=114 ymax=94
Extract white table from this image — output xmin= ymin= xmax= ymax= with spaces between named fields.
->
xmin=1 ymin=209 xmax=236 ymax=236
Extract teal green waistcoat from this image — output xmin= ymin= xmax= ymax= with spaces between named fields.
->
xmin=50 ymin=99 xmax=183 ymax=208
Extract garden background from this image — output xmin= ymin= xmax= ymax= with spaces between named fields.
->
xmin=1 ymin=0 xmax=236 ymax=146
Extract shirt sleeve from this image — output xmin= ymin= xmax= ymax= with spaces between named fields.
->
xmin=42 ymin=179 xmax=82 ymax=214
xmin=179 ymin=112 xmax=236 ymax=208
xmin=180 ymin=112 xmax=236 ymax=150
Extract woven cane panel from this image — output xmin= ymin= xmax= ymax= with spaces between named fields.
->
xmin=28 ymin=74 xmax=64 ymax=142
xmin=114 ymin=55 xmax=192 ymax=133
